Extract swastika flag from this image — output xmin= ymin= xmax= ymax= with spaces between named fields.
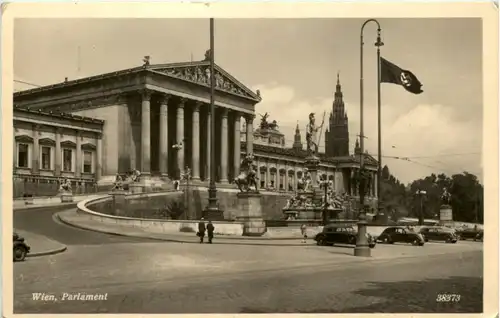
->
xmin=380 ymin=57 xmax=423 ymax=94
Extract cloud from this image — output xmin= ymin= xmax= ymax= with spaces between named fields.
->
xmin=253 ymin=83 xmax=482 ymax=184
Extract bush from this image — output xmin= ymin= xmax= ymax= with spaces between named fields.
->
xmin=164 ymin=201 xmax=185 ymax=220
xmin=179 ymin=226 xmax=195 ymax=233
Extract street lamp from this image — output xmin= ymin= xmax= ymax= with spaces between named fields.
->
xmin=416 ymin=189 xmax=426 ymax=225
xmin=204 ymin=18 xmax=222 ymax=219
xmin=319 ymin=177 xmax=331 ymax=225
xmin=355 ymin=18 xmax=383 ymax=258
xmin=180 ymin=165 xmax=192 ymax=220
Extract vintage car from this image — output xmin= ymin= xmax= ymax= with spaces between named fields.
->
xmin=419 ymin=226 xmax=458 ymax=243
xmin=475 ymin=230 xmax=484 ymax=242
xmin=456 ymin=227 xmax=482 ymax=241
xmin=314 ymin=224 xmax=376 ymax=248
xmin=13 ymin=232 xmax=31 ymax=262
xmin=377 ymin=226 xmax=425 ymax=246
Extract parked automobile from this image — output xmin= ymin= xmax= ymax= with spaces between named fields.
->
xmin=314 ymin=224 xmax=376 ymax=248
xmin=377 ymin=226 xmax=425 ymax=246
xmin=419 ymin=226 xmax=457 ymax=243
xmin=475 ymin=230 xmax=483 ymax=242
xmin=456 ymin=227 xmax=482 ymax=241
xmin=13 ymin=232 xmax=30 ymax=262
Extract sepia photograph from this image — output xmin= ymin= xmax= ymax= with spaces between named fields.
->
xmin=3 ymin=2 xmax=498 ymax=316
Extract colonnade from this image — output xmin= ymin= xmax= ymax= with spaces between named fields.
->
xmin=138 ymin=90 xmax=254 ymax=181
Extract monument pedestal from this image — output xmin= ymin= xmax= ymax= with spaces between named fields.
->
xmin=439 ymin=204 xmax=453 ymax=226
xmin=60 ymin=191 xmax=74 ymax=203
xmin=235 ymin=192 xmax=266 ymax=236
xmin=110 ymin=190 xmax=127 ymax=216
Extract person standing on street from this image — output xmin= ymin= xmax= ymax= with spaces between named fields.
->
xmin=207 ymin=220 xmax=215 ymax=244
xmin=301 ymin=223 xmax=308 ymax=243
xmin=198 ymin=218 xmax=206 ymax=243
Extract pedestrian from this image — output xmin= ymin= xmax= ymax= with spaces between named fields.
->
xmin=301 ymin=223 xmax=308 ymax=243
xmin=197 ymin=218 xmax=206 ymax=243
xmin=207 ymin=220 xmax=215 ymax=244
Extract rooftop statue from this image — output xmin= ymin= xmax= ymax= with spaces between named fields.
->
xmin=259 ymin=112 xmax=270 ymax=130
xmin=233 ymin=153 xmax=259 ymax=193
xmin=142 ymin=56 xmax=150 ymax=67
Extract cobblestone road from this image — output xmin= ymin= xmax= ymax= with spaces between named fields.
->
xmin=14 ymin=240 xmax=483 ymax=314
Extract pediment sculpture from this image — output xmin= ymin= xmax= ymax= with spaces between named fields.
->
xmin=155 ymin=65 xmax=255 ymax=99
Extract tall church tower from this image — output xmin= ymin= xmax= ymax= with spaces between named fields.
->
xmin=325 ymin=73 xmax=350 ymax=157
xmin=292 ymin=121 xmax=303 ymax=151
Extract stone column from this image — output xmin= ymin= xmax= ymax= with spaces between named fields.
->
xmin=205 ymin=110 xmax=211 ymax=181
xmin=245 ymin=114 xmax=254 ymax=154
xmin=159 ymin=94 xmax=170 ymax=177
xmin=266 ymin=165 xmax=271 ymax=189
xmin=293 ymin=169 xmax=299 ymax=191
xmin=176 ymin=98 xmax=185 ymax=178
xmin=55 ymin=128 xmax=62 ymax=176
xmin=141 ymin=89 xmax=152 ymax=175
xmin=13 ymin=134 xmax=16 ymax=170
xmin=233 ymin=112 xmax=241 ymax=177
xmin=255 ymin=156 xmax=260 ymax=190
xmin=75 ymin=130 xmax=82 ymax=178
xmin=220 ymin=108 xmax=229 ymax=183
xmin=284 ymin=163 xmax=289 ymax=191
xmin=191 ymin=102 xmax=201 ymax=181
xmin=31 ymin=124 xmax=39 ymax=174
xmin=96 ymin=134 xmax=103 ymax=181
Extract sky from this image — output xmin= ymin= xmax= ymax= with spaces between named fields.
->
xmin=14 ymin=18 xmax=483 ymax=184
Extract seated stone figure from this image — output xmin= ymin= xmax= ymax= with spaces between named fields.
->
xmin=112 ymin=174 xmax=124 ymax=191
xmin=59 ymin=178 xmax=72 ymax=193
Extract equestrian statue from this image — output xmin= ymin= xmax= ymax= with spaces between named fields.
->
xmin=233 ymin=153 xmax=259 ymax=193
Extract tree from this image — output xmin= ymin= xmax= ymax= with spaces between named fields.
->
xmin=407 ymin=171 xmax=483 ymax=223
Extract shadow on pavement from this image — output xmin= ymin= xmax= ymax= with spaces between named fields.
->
xmin=239 ymin=276 xmax=483 ymax=313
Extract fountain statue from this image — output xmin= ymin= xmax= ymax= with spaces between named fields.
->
xmin=59 ymin=178 xmax=74 ymax=202
xmin=281 ymin=111 xmax=349 ymax=224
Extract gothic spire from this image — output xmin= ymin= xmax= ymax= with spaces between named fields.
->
xmin=293 ymin=121 xmax=303 ymax=150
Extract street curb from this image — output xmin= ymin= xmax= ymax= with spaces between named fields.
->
xmin=55 ymin=213 xmax=313 ymax=247
xmin=27 ymin=246 xmax=68 ymax=258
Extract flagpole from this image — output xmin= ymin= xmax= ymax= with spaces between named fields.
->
xmin=355 ymin=18 xmax=382 ymax=258
xmin=375 ymin=27 xmax=384 ymax=215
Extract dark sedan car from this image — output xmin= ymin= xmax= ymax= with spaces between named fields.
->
xmin=456 ymin=228 xmax=483 ymax=241
xmin=419 ymin=226 xmax=457 ymax=243
xmin=475 ymin=230 xmax=483 ymax=242
xmin=377 ymin=226 xmax=425 ymax=246
xmin=13 ymin=232 xmax=30 ymax=262
xmin=314 ymin=224 xmax=376 ymax=248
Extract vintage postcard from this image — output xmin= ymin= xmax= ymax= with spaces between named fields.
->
xmin=2 ymin=2 xmax=498 ymax=317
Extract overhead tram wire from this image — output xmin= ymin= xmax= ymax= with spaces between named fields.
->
xmin=14 ymin=79 xmax=42 ymax=87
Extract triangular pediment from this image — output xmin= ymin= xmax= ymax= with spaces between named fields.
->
xmin=147 ymin=62 xmax=261 ymax=102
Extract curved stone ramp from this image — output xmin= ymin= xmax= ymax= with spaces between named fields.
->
xmin=56 ymin=210 xmax=317 ymax=246
xmin=14 ymin=229 xmax=67 ymax=257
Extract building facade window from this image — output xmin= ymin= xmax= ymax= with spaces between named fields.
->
xmin=63 ymin=149 xmax=73 ymax=172
xmin=83 ymin=151 xmax=93 ymax=173
xmin=17 ymin=143 xmax=29 ymax=168
xmin=41 ymin=146 xmax=51 ymax=170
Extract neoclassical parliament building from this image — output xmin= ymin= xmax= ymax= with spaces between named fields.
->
xmin=13 ymin=56 xmax=378 ymax=205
